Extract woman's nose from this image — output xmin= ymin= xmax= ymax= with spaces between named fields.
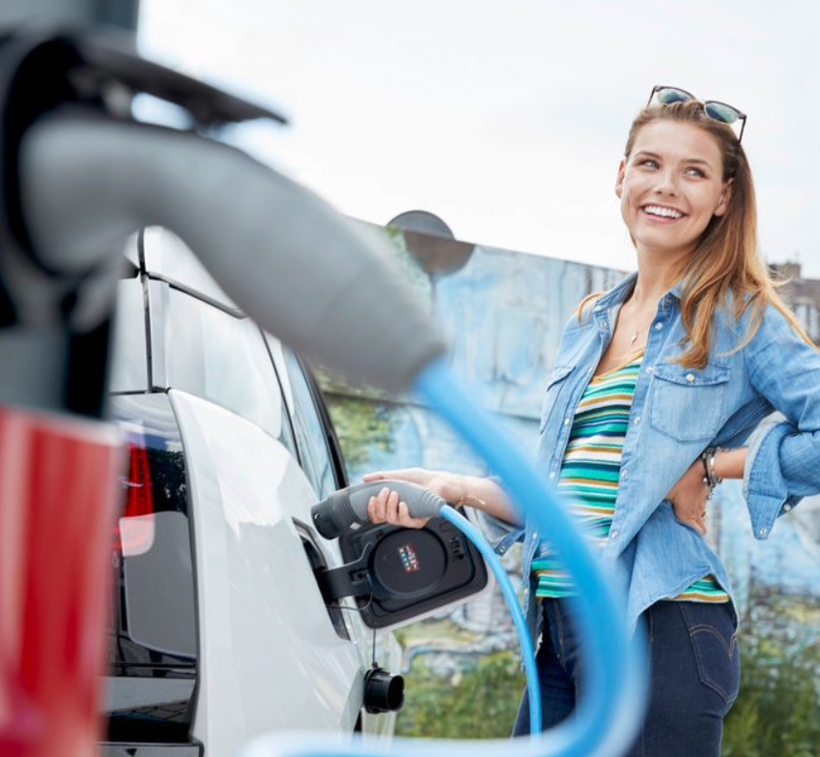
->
xmin=653 ymin=169 xmax=680 ymax=195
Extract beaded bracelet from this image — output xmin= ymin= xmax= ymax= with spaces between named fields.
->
xmin=700 ymin=447 xmax=722 ymax=498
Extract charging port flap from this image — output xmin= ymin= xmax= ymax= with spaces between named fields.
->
xmin=317 ymin=511 xmax=489 ymax=629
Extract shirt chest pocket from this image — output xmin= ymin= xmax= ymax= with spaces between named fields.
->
xmin=539 ymin=363 xmax=576 ymax=433
xmin=649 ymin=362 xmax=730 ymax=443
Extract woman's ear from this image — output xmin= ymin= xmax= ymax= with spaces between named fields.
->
xmin=714 ymin=177 xmax=734 ymax=217
xmin=615 ymin=158 xmax=626 ymax=198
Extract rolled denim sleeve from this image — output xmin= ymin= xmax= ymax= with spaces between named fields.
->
xmin=743 ymin=306 xmax=820 ymax=539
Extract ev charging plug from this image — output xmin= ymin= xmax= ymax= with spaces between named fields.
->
xmin=311 ymin=481 xmax=445 ymax=540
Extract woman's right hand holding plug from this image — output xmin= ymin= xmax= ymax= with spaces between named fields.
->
xmin=362 ymin=468 xmax=459 ymax=529
xmin=361 ymin=468 xmax=521 ymax=529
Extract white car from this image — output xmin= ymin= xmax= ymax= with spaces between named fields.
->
xmin=101 ymin=227 xmax=488 ymax=756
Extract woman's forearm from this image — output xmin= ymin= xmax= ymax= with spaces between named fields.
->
xmin=454 ymin=474 xmax=523 ymax=526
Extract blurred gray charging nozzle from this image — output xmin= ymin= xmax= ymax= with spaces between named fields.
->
xmin=311 ymin=481 xmax=445 ymax=540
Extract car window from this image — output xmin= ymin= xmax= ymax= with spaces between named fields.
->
xmin=281 ymin=349 xmax=338 ymax=500
xmin=164 ymin=289 xmax=291 ymax=446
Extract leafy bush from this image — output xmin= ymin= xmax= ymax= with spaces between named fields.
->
xmin=723 ymin=623 xmax=820 ymax=757
xmin=396 ymin=650 xmax=525 ymax=739
xmin=395 ymin=623 xmax=820 ymax=754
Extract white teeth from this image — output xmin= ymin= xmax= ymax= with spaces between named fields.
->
xmin=643 ymin=205 xmax=683 ymax=219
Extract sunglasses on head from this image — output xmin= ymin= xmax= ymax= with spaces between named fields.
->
xmin=647 ymin=85 xmax=747 ymax=143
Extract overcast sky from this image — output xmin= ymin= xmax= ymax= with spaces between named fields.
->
xmin=139 ymin=1 xmax=820 ymax=278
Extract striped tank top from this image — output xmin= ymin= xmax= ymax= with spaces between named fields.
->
xmin=532 ymin=350 xmax=728 ymax=603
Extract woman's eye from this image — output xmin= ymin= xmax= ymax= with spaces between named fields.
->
xmin=685 ymin=167 xmax=706 ymax=178
xmin=640 ymin=159 xmax=659 ymax=169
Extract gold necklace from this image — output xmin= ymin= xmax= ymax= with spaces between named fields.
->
xmin=629 ymin=300 xmax=655 ymax=344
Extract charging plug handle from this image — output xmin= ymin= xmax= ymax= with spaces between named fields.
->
xmin=311 ymin=481 xmax=445 ymax=540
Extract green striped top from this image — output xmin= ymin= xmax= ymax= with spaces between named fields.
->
xmin=533 ymin=350 xmax=729 ymax=604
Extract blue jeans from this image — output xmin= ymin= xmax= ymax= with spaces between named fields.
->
xmin=512 ymin=598 xmax=741 ymax=757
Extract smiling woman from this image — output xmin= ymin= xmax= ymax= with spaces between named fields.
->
xmin=364 ymin=89 xmax=820 ymax=757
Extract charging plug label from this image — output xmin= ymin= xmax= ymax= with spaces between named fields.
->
xmin=397 ymin=543 xmax=420 ymax=573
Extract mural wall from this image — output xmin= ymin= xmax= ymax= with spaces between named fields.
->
xmin=317 ymin=222 xmax=820 ymax=664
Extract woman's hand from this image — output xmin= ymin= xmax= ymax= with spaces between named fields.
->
xmin=666 ymin=459 xmax=710 ymax=535
xmin=362 ymin=468 xmax=459 ymax=529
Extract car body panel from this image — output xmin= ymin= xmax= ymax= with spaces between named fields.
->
xmin=169 ymin=390 xmax=364 ymax=754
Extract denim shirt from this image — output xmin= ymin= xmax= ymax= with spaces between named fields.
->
xmin=480 ymin=271 xmax=820 ymax=640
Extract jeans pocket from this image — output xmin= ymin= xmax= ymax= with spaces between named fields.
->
xmin=679 ymin=603 xmax=741 ymax=709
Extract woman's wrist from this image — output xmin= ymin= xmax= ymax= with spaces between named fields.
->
xmin=712 ymin=447 xmax=747 ymax=482
xmin=454 ymin=474 xmax=487 ymax=508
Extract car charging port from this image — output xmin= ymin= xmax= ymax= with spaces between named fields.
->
xmin=295 ymin=522 xmax=350 ymax=641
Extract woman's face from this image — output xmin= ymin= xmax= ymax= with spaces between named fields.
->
xmin=616 ymin=120 xmax=733 ymax=259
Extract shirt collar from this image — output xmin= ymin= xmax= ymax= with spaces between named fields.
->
xmin=593 ymin=272 xmax=684 ymax=319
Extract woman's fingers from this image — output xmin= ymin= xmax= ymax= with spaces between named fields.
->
xmin=386 ymin=489 xmax=400 ymax=521
xmin=398 ymin=501 xmax=430 ymax=529
xmin=362 ymin=468 xmax=432 ymax=487
xmin=362 ymin=472 xmax=387 ymax=482
xmin=366 ymin=487 xmax=428 ymax=529
xmin=367 ymin=487 xmax=390 ymax=522
xmin=695 ymin=505 xmax=709 ymax=535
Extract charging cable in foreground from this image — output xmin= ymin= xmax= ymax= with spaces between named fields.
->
xmin=311 ymin=480 xmax=542 ymax=734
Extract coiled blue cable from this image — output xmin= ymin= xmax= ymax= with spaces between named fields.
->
xmin=439 ymin=505 xmax=541 ymax=734
xmin=242 ymin=358 xmax=647 ymax=757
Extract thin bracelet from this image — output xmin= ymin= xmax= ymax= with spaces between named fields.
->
xmin=458 ymin=474 xmax=487 ymax=508
xmin=708 ymin=449 xmax=723 ymax=486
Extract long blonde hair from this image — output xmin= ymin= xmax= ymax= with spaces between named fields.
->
xmin=580 ymin=99 xmax=813 ymax=367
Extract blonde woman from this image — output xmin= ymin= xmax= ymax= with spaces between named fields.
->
xmin=364 ymin=87 xmax=820 ymax=756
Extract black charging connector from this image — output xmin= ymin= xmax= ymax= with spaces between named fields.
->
xmin=316 ymin=512 xmax=488 ymax=629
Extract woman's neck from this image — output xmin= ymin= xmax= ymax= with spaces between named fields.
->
xmin=631 ymin=246 xmax=689 ymax=307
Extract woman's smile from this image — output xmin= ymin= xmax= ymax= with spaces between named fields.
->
xmin=641 ymin=203 xmax=686 ymax=222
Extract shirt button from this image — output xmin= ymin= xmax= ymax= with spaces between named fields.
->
xmin=564 ymin=417 xmax=571 ymax=426
xmin=634 ymin=416 xmax=641 ymax=425
xmin=549 ymin=471 xmax=556 ymax=479
xmin=759 ymin=527 xmax=768 ymax=536
xmin=594 ymin=305 xmax=602 ymax=312
xmin=610 ymin=529 xmax=619 ymax=539
xmin=654 ymin=322 xmax=663 ymax=330
xmin=686 ymin=373 xmax=695 ymax=382
xmin=784 ymin=504 xmax=792 ymax=512
xmin=646 ymin=366 xmax=654 ymax=374
xmin=531 ymin=533 xmax=538 ymax=542
xmin=622 ymin=469 xmax=629 ymax=478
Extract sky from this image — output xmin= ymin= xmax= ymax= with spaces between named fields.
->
xmin=138 ymin=0 xmax=820 ymax=278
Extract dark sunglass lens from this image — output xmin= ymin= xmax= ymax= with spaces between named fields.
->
xmin=704 ymin=101 xmax=740 ymax=125
xmin=657 ymin=87 xmax=693 ymax=105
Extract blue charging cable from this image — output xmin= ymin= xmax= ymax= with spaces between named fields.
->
xmin=242 ymin=358 xmax=647 ymax=757
xmin=440 ymin=505 xmax=540 ymax=734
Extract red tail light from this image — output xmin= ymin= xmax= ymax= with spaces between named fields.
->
xmin=114 ymin=439 xmax=154 ymax=555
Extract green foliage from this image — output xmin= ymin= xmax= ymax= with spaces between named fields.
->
xmin=393 ymin=617 xmax=820 ymax=752
xmin=396 ymin=651 xmax=525 ymax=739
xmin=723 ymin=622 xmax=820 ymax=757
xmin=323 ymin=395 xmax=395 ymax=469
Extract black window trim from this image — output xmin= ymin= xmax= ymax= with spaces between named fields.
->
xmin=293 ymin=355 xmax=349 ymax=491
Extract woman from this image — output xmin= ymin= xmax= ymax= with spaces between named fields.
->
xmin=363 ymin=87 xmax=820 ymax=756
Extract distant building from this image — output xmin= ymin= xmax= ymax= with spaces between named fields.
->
xmin=772 ymin=263 xmax=820 ymax=343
